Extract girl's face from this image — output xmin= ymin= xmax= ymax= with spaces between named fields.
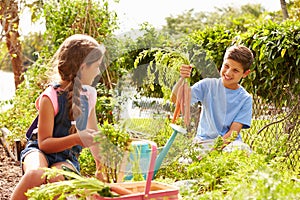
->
xmin=80 ymin=58 xmax=103 ymax=85
xmin=220 ymin=58 xmax=250 ymax=90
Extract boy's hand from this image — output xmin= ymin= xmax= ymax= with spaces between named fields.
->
xmin=180 ymin=64 xmax=192 ymax=78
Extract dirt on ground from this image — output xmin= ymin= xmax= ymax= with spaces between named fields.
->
xmin=0 ymin=142 xmax=22 ymax=200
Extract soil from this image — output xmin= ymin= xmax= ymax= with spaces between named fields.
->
xmin=0 ymin=143 xmax=22 ymax=200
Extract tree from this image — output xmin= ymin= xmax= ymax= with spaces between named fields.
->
xmin=0 ymin=0 xmax=23 ymax=89
xmin=280 ymin=0 xmax=290 ymax=19
xmin=162 ymin=4 xmax=266 ymax=35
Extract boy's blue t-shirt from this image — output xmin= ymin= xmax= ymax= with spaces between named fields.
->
xmin=191 ymin=78 xmax=252 ymax=140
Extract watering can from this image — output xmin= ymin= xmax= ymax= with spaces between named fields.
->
xmin=123 ymin=123 xmax=187 ymax=180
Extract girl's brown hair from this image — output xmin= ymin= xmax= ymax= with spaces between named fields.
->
xmin=224 ymin=45 xmax=254 ymax=72
xmin=52 ymin=34 xmax=105 ymax=134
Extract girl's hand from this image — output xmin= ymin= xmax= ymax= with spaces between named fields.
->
xmin=77 ymin=128 xmax=99 ymax=147
xmin=180 ymin=64 xmax=192 ymax=78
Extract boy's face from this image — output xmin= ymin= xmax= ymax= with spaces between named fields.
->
xmin=220 ymin=58 xmax=250 ymax=90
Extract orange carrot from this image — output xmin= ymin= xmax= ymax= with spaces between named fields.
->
xmin=171 ymin=100 xmax=180 ymax=123
xmin=172 ymin=84 xmax=183 ymax=123
xmin=110 ymin=185 xmax=133 ymax=195
xmin=180 ymin=84 xmax=185 ymax=115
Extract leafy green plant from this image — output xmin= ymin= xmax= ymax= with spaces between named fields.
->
xmin=78 ymin=148 xmax=96 ymax=176
xmin=94 ymin=121 xmax=132 ymax=183
xmin=224 ymin=167 xmax=300 ymax=200
xmin=25 ymin=168 xmax=115 ymax=200
xmin=43 ymin=0 xmax=118 ymax=51
xmin=134 ymin=47 xmax=190 ymax=100
xmin=242 ymin=19 xmax=300 ymax=103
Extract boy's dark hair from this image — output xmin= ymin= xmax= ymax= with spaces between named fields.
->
xmin=224 ymin=45 xmax=254 ymax=71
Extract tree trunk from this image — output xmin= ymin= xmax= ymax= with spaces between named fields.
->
xmin=0 ymin=0 xmax=23 ymax=89
xmin=280 ymin=0 xmax=290 ymax=19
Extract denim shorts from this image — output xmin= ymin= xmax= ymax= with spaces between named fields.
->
xmin=20 ymin=139 xmax=80 ymax=173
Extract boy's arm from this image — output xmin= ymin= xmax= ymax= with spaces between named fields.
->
xmin=222 ymin=122 xmax=243 ymax=145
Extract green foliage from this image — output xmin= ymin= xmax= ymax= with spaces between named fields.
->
xmin=107 ymin=23 xmax=174 ymax=98
xmin=25 ymin=167 xmax=114 ymax=199
xmin=224 ymin=167 xmax=300 ymax=200
xmin=43 ymin=0 xmax=118 ymax=51
xmin=242 ymin=19 xmax=300 ymax=104
xmin=290 ymin=0 xmax=300 ymax=20
xmin=97 ymin=121 xmax=131 ymax=149
xmin=163 ymin=4 xmax=266 ymax=35
xmin=94 ymin=121 xmax=131 ymax=183
xmin=134 ymin=47 xmax=189 ymax=99
xmin=156 ymin=146 xmax=300 ymax=200
xmin=79 ymin=121 xmax=133 ymax=181
xmin=21 ymin=32 xmax=46 ymax=67
xmin=78 ymin=148 xmax=96 ymax=177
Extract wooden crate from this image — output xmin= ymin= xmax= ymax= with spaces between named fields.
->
xmin=92 ymin=181 xmax=179 ymax=200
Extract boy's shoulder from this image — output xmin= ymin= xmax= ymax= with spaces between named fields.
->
xmin=239 ymin=85 xmax=252 ymax=98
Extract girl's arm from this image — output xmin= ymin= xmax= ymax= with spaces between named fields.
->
xmin=86 ymin=107 xmax=98 ymax=130
xmin=38 ymin=96 xmax=81 ymax=154
xmin=86 ymin=106 xmax=106 ymax=182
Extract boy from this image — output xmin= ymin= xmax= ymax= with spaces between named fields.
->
xmin=172 ymin=45 xmax=254 ymax=152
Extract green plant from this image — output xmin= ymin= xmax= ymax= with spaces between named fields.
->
xmin=224 ymin=167 xmax=300 ymax=200
xmin=25 ymin=168 xmax=115 ymax=199
xmin=134 ymin=47 xmax=190 ymax=100
xmin=43 ymin=0 xmax=117 ymax=51
xmin=78 ymin=148 xmax=96 ymax=176
xmin=242 ymin=19 xmax=300 ymax=104
xmin=93 ymin=121 xmax=132 ymax=183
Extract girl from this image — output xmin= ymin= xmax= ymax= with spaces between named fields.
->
xmin=11 ymin=34 xmax=106 ymax=200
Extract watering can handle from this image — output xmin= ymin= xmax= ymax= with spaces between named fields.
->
xmin=144 ymin=140 xmax=157 ymax=198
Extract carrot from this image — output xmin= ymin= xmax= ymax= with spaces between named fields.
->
xmin=180 ymin=84 xmax=185 ymax=115
xmin=172 ymin=84 xmax=184 ymax=123
xmin=109 ymin=185 xmax=133 ymax=195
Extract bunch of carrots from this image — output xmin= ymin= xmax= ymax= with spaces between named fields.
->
xmin=171 ymin=79 xmax=191 ymax=127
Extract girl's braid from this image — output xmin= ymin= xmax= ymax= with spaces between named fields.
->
xmin=68 ymin=73 xmax=82 ymax=134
